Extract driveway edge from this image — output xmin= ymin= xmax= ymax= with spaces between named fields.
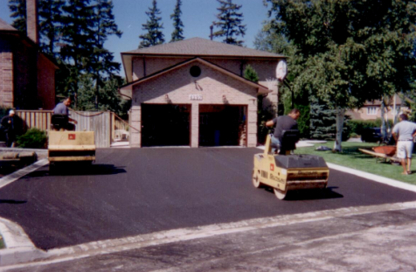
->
xmin=0 ymin=218 xmax=47 ymax=266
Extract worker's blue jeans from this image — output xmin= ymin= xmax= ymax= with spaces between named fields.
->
xmin=270 ymin=135 xmax=281 ymax=153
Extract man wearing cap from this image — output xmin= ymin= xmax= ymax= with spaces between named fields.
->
xmin=392 ymin=113 xmax=416 ymax=175
xmin=1 ymin=110 xmax=18 ymax=147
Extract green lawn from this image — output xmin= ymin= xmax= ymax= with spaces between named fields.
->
xmin=294 ymin=141 xmax=416 ymax=185
xmin=0 ymin=234 xmax=4 ymax=249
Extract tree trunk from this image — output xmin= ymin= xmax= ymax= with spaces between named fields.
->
xmin=333 ymin=108 xmax=345 ymax=152
xmin=380 ymin=98 xmax=387 ymax=142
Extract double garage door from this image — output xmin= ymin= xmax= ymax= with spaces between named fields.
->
xmin=141 ymin=104 xmax=247 ymax=147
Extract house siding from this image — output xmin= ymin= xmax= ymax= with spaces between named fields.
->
xmin=131 ymin=56 xmax=279 ymax=114
xmin=130 ymin=61 xmax=258 ymax=148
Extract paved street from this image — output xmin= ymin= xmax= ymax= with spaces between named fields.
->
xmin=2 ymin=202 xmax=416 ymax=271
xmin=1 ymin=148 xmax=416 ymax=252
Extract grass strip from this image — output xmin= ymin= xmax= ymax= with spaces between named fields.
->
xmin=0 ymin=234 xmax=4 ymax=249
xmin=294 ymin=141 xmax=416 ymax=185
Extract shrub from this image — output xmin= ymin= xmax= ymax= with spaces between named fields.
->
xmin=16 ymin=128 xmax=47 ymax=149
xmin=347 ymin=119 xmax=393 ymax=136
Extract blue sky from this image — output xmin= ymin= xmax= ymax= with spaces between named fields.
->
xmin=0 ymin=0 xmax=270 ymax=76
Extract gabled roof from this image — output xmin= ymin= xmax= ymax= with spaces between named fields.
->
xmin=0 ymin=17 xmax=59 ymax=69
xmin=121 ymin=37 xmax=285 ymax=82
xmin=123 ymin=37 xmax=284 ymax=58
xmin=0 ymin=18 xmax=18 ymax=32
xmin=119 ymin=57 xmax=270 ymax=99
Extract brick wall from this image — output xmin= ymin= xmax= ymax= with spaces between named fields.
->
xmin=129 ymin=61 xmax=258 ymax=148
xmin=132 ymin=56 xmax=280 ymax=113
xmin=13 ymin=39 xmax=39 ymax=109
xmin=0 ymin=37 xmax=14 ymax=108
xmin=0 ymin=34 xmax=55 ymax=110
xmin=37 ymin=53 xmax=56 ymax=109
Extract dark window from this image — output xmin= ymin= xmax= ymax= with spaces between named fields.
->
xmin=190 ymin=66 xmax=201 ymax=77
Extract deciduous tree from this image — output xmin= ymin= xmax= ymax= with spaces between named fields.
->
xmin=263 ymin=0 xmax=416 ymax=151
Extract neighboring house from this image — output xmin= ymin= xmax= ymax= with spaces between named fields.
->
xmin=0 ymin=0 xmax=58 ymax=110
xmin=346 ymin=94 xmax=410 ymax=122
xmin=119 ymin=37 xmax=285 ymax=148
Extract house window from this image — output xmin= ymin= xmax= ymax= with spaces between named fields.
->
xmin=190 ymin=66 xmax=201 ymax=77
xmin=367 ymin=107 xmax=377 ymax=115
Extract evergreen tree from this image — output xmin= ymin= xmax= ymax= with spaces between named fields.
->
xmin=139 ymin=0 xmax=165 ymax=48
xmin=8 ymin=0 xmax=26 ymax=34
xmin=60 ymin=0 xmax=97 ymax=105
xmin=212 ymin=0 xmax=246 ymax=46
xmin=38 ymin=0 xmax=65 ymax=58
xmin=170 ymin=0 xmax=184 ymax=42
xmin=7 ymin=0 xmax=124 ymax=113
xmin=243 ymin=64 xmax=258 ymax=83
xmin=90 ymin=0 xmax=122 ymax=109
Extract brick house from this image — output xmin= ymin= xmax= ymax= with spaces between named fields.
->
xmin=0 ymin=0 xmax=58 ymax=110
xmin=120 ymin=37 xmax=285 ymax=148
xmin=346 ymin=94 xmax=410 ymax=122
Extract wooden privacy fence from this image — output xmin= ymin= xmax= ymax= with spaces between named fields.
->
xmin=16 ymin=110 xmax=128 ymax=148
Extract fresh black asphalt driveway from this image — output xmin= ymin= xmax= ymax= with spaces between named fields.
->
xmin=1 ymin=148 xmax=415 ymax=250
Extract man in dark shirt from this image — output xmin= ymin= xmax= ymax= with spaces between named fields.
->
xmin=1 ymin=110 xmax=19 ymax=147
xmin=265 ymin=108 xmax=300 ymax=152
xmin=52 ymin=97 xmax=77 ymax=130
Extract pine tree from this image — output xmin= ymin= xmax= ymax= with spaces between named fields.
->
xmin=243 ymin=65 xmax=258 ymax=83
xmin=90 ymin=0 xmax=122 ymax=108
xmin=8 ymin=0 xmax=26 ymax=34
xmin=170 ymin=0 xmax=184 ymax=42
xmin=139 ymin=0 xmax=165 ymax=48
xmin=38 ymin=0 xmax=65 ymax=58
xmin=59 ymin=0 xmax=97 ymax=104
xmin=212 ymin=0 xmax=246 ymax=46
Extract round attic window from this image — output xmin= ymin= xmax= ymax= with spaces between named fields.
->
xmin=190 ymin=66 xmax=201 ymax=77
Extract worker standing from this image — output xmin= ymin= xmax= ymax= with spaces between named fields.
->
xmin=53 ymin=97 xmax=77 ymax=131
xmin=392 ymin=113 xmax=416 ymax=175
xmin=1 ymin=110 xmax=19 ymax=147
xmin=265 ymin=108 xmax=300 ymax=152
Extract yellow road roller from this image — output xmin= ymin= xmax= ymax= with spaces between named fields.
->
xmin=253 ymin=133 xmax=329 ymax=200
xmin=48 ymin=114 xmax=96 ymax=172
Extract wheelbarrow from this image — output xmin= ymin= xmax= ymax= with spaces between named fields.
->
xmin=359 ymin=145 xmax=399 ymax=163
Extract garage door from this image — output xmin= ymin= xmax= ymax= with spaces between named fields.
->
xmin=141 ymin=104 xmax=190 ymax=147
xmin=199 ymin=105 xmax=246 ymax=146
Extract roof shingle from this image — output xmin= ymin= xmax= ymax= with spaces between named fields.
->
xmin=123 ymin=37 xmax=284 ymax=58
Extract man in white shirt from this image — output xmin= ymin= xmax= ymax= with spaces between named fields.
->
xmin=392 ymin=113 xmax=416 ymax=175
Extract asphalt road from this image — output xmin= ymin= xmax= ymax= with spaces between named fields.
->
xmin=0 ymin=148 xmax=415 ymax=250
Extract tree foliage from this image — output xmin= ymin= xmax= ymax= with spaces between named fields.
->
xmin=170 ymin=0 xmax=184 ymax=42
xmin=8 ymin=0 xmax=26 ymax=34
xmin=261 ymin=0 xmax=416 ymax=150
xmin=77 ymin=76 xmax=130 ymax=118
xmin=243 ymin=64 xmax=259 ymax=83
xmin=8 ymin=0 xmax=124 ymax=113
xmin=139 ymin=0 xmax=165 ymax=48
xmin=213 ymin=0 xmax=246 ymax=46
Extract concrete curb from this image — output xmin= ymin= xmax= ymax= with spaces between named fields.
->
xmin=0 ymin=159 xmax=49 ymax=190
xmin=0 ymin=148 xmax=47 ymax=155
xmin=0 ymin=218 xmax=47 ymax=266
xmin=0 ymin=159 xmax=50 ymax=266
